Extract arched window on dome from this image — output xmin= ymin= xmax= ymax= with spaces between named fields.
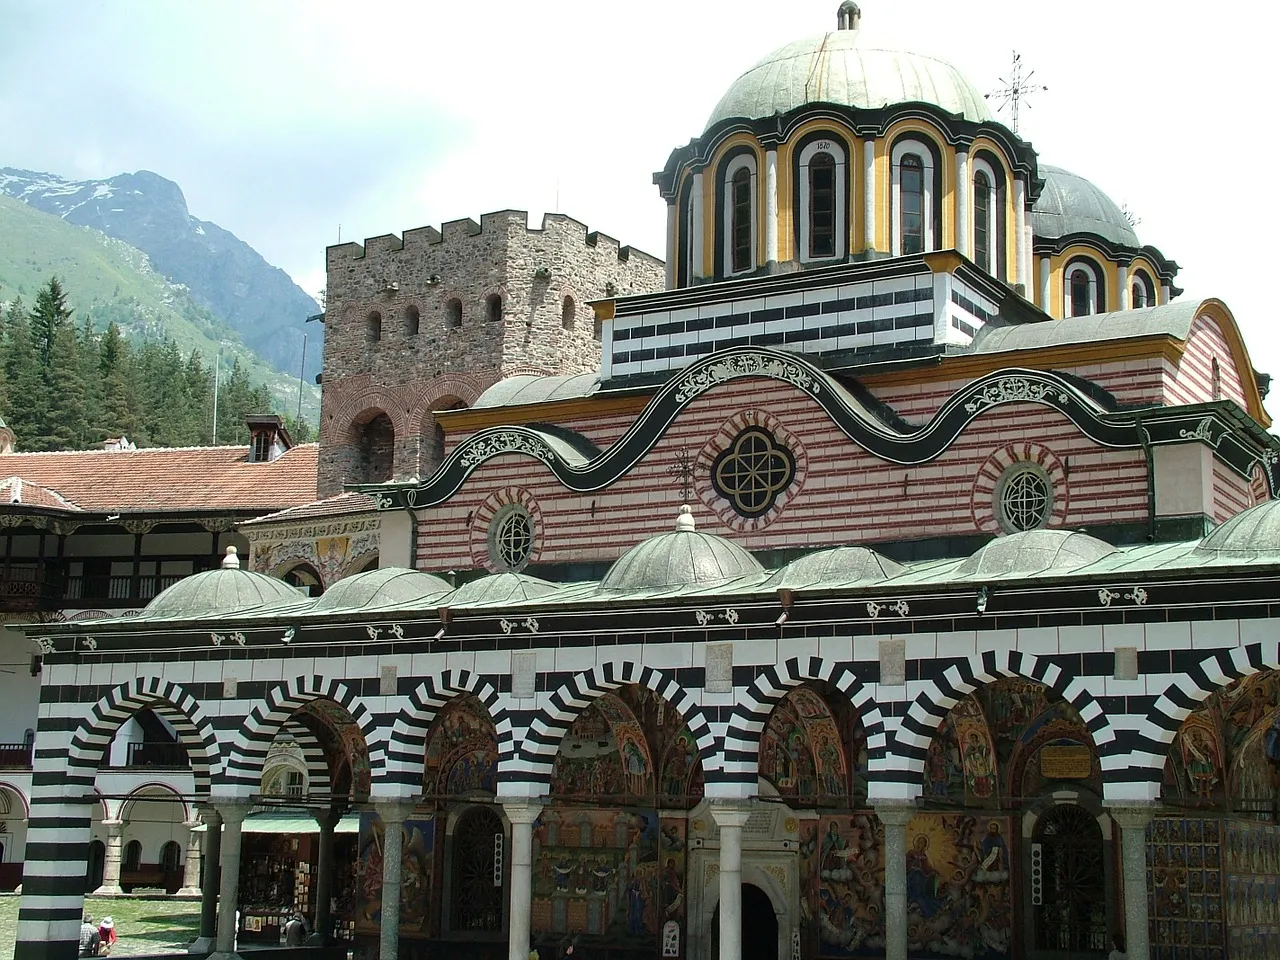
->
xmin=891 ymin=138 xmax=939 ymax=257
xmin=796 ymin=134 xmax=849 ymax=263
xmin=676 ymin=174 xmax=695 ymax=288
xmin=973 ymin=170 xmax=992 ymax=272
xmin=972 ymin=152 xmax=1008 ymax=281
xmin=1065 ymin=258 xmax=1104 ymax=317
xmin=717 ymin=150 xmax=758 ymax=279
xmin=1131 ymin=268 xmax=1156 ymax=309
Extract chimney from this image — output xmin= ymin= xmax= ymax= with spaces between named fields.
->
xmin=246 ymin=414 xmax=294 ymax=463
xmin=0 ymin=418 xmax=14 ymax=455
xmin=101 ymin=436 xmax=136 ymax=452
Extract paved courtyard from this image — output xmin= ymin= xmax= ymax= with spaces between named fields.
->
xmin=0 ymin=895 xmax=200 ymax=958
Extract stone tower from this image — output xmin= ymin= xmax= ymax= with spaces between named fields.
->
xmin=316 ymin=211 xmax=664 ymax=497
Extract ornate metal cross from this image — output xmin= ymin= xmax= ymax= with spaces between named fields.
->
xmin=668 ymin=448 xmax=695 ymax=502
xmin=985 ymin=51 xmax=1047 ymax=135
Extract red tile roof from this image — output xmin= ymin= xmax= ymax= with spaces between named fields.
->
xmin=0 ymin=444 xmax=319 ymax=515
xmin=241 ymin=491 xmax=377 ymax=525
xmin=0 ymin=476 xmax=83 ymax=511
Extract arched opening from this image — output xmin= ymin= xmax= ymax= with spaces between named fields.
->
xmin=119 ymin=786 xmax=188 ymax=894
xmin=807 ymin=151 xmax=837 ymax=260
xmin=741 ymin=884 xmax=778 ymax=960
xmin=160 ymin=839 xmax=182 ymax=872
xmin=974 ymin=170 xmax=992 ymax=271
xmin=1065 ymin=259 xmax=1104 ymax=317
xmin=731 ymin=165 xmax=754 ymax=274
xmin=1070 ymin=271 xmax=1092 ymax=317
xmin=0 ymin=785 xmax=27 ymax=891
xmin=445 ymin=298 xmax=463 ymax=329
xmin=86 ymin=839 xmax=105 ymax=894
xmin=282 ymin=562 xmax=323 ymax=597
xmin=1131 ymin=268 xmax=1156 ymax=309
xmin=354 ymin=411 xmax=395 ymax=484
xmin=420 ymin=396 xmax=467 ymax=479
xmin=1031 ymin=805 xmax=1107 ymax=953
xmin=123 ymin=839 xmax=142 ymax=872
xmin=106 ymin=707 xmax=190 ymax=770
xmin=367 ymin=310 xmax=382 ymax=343
xmin=561 ymin=295 xmax=576 ymax=330
xmin=759 ymin=682 xmax=868 ymax=807
xmin=717 ymin=148 xmax=758 ymax=279
xmin=450 ymin=806 xmax=505 ymax=932
xmin=405 ymin=304 xmax=421 ymax=336
xmin=486 ymin=294 xmax=503 ymax=323
xmin=898 ymin=154 xmax=925 ymax=255
xmin=534 ymin=685 xmax=704 ymax=951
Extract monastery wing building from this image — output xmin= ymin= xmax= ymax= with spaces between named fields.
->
xmin=10 ymin=6 xmax=1280 ymax=960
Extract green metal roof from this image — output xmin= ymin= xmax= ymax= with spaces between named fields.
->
xmin=706 ymin=30 xmax=992 ymax=133
xmin=474 ymin=372 xmax=600 ymax=410
xmin=136 ymin=557 xmax=304 ymax=622
xmin=307 ymin=567 xmax=452 ymax=615
xmin=599 ymin=506 xmax=767 ymax=593
xmin=973 ymin=302 xmax=1201 ymax=355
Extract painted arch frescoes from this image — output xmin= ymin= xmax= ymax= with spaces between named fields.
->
xmin=422 ymin=694 xmax=499 ymax=797
xmin=759 ymin=682 xmax=867 ymax=806
xmin=1163 ymin=670 xmax=1280 ymax=815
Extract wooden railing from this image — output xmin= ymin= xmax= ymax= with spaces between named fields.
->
xmin=0 ymin=742 xmax=33 ymax=768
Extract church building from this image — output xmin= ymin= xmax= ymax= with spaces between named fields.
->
xmin=11 ymin=6 xmax=1280 ymax=960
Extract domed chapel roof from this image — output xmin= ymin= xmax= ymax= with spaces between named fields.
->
xmin=1196 ymin=499 xmax=1280 ymax=557
xmin=705 ymin=4 xmax=993 ymax=133
xmin=137 ymin=546 xmax=304 ymax=620
xmin=600 ymin=505 xmax=765 ymax=593
xmin=1031 ymin=165 xmax=1140 ymax=247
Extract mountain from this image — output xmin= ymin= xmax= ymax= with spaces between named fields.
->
xmin=0 ymin=194 xmax=319 ymax=419
xmin=0 ymin=167 xmax=322 ymax=381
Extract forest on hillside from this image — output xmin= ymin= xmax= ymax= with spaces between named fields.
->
xmin=0 ymin=277 xmax=313 ymax=452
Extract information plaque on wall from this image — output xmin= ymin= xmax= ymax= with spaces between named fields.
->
xmin=1039 ymin=745 xmax=1092 ymax=779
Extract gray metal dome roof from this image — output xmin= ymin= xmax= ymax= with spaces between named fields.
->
xmin=955 ymin=529 xmax=1116 ymax=580
xmin=1196 ymin=500 xmax=1280 ymax=557
xmin=772 ymin=545 xmax=906 ymax=590
xmin=308 ymin=567 xmax=452 ymax=614
xmin=600 ymin=506 xmax=765 ymax=593
xmin=706 ymin=28 xmax=992 ymax=133
xmin=138 ymin=547 xmax=302 ymax=620
xmin=1031 ymin=165 xmax=1139 ymax=247
xmin=447 ymin=572 xmax=560 ymax=607
xmin=474 ymin=372 xmax=600 ymax=410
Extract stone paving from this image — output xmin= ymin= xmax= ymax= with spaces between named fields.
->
xmin=0 ymin=895 xmax=200 ymax=958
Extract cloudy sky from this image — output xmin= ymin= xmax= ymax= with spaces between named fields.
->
xmin=2 ymin=0 xmax=1278 ymax=396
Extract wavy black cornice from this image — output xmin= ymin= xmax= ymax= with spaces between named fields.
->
xmin=354 ymin=347 xmax=1278 ymax=511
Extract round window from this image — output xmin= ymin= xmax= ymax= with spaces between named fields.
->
xmin=488 ymin=504 xmax=534 ymax=571
xmin=996 ymin=463 xmax=1052 ymax=533
xmin=711 ymin=426 xmax=796 ymax=518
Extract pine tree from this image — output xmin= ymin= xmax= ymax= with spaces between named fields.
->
xmin=98 ymin=324 xmax=139 ymax=441
xmin=44 ymin=320 xmax=87 ymax=450
xmin=29 ymin=276 xmax=73 ymax=369
xmin=2 ymin=304 xmax=46 ymax=448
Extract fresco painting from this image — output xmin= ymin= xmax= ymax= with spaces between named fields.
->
xmin=355 ymin=811 xmax=436 ymax=936
xmin=657 ymin=815 xmax=687 ymax=957
xmin=815 ymin=813 xmax=885 ymax=957
xmin=1147 ymin=817 xmax=1225 ymax=960
xmin=531 ymin=807 xmax=661 ymax=944
xmin=1223 ymin=820 xmax=1280 ymax=960
xmin=761 ymin=684 xmax=868 ymax=806
xmin=423 ymin=695 xmax=499 ymax=797
xmin=299 ymin=697 xmax=373 ymax=800
xmin=1009 ymin=700 xmax=1102 ymax=799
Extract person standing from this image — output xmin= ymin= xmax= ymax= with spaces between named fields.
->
xmin=78 ymin=917 xmax=100 ymax=958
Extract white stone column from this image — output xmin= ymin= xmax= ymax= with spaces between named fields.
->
xmin=712 ymin=803 xmax=752 ymax=960
xmin=1160 ymin=283 xmax=1171 ymax=305
xmin=96 ymin=820 xmax=124 ymax=896
xmin=177 ymin=820 xmax=203 ymax=896
xmin=1039 ymin=256 xmax=1052 ymax=313
xmin=665 ymin=200 xmax=676 ymax=290
xmin=503 ymin=799 xmax=545 ymax=960
xmin=877 ymin=803 xmax=916 ymax=960
xmin=212 ymin=801 xmax=250 ymax=958
xmin=764 ymin=149 xmax=779 ymax=265
xmin=691 ymin=172 xmax=705 ymax=281
xmin=1110 ymin=804 xmax=1156 ymax=960
xmin=1118 ymin=262 xmax=1130 ymax=310
xmin=955 ymin=151 xmax=971 ymax=258
xmin=1014 ymin=178 xmax=1029 ymax=292
xmin=863 ymin=139 xmax=877 ymax=253
xmin=376 ymin=801 xmax=415 ymax=960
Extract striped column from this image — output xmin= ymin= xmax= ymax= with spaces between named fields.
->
xmin=14 ymin=754 xmax=95 ymax=960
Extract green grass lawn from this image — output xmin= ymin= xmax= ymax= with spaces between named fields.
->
xmin=0 ymin=894 xmax=200 ymax=958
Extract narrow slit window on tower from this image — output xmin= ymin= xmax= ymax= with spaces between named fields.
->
xmin=445 ymin=298 xmax=463 ymax=328
xmin=809 ymin=152 xmax=837 ymax=259
xmin=973 ymin=170 xmax=992 ymax=272
xmin=1212 ymin=357 xmax=1223 ymax=400
xmin=486 ymin=294 xmax=503 ymax=323
xmin=405 ymin=304 xmax=420 ymax=336
xmin=367 ymin=310 xmax=382 ymax=343
xmin=731 ymin=165 xmax=753 ymax=274
xmin=561 ymin=295 xmax=576 ymax=329
xmin=900 ymin=155 xmax=925 ymax=255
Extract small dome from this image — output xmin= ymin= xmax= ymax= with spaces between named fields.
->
xmin=308 ymin=567 xmax=452 ymax=614
xmin=474 ymin=372 xmax=600 ymax=409
xmin=1031 ymin=166 xmax=1139 ymax=247
xmin=773 ymin=545 xmax=906 ymax=589
xmin=955 ymin=529 xmax=1116 ymax=580
xmin=706 ymin=25 xmax=992 ymax=133
xmin=1195 ymin=500 xmax=1280 ymax=557
xmin=138 ymin=548 xmax=303 ymax=620
xmin=447 ymin=571 xmax=560 ymax=607
xmin=600 ymin=506 xmax=765 ymax=593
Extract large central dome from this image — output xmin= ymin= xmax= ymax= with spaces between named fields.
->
xmin=706 ymin=16 xmax=992 ymax=133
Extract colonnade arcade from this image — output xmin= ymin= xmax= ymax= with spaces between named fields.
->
xmin=17 ymin=653 xmax=1280 ymax=960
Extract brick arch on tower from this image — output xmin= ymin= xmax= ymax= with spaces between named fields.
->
xmin=227 ymin=676 xmax=383 ymax=795
xmin=1130 ymin=641 xmax=1280 ymax=797
xmin=520 ymin=663 xmax=718 ymax=789
xmin=68 ymin=677 xmax=221 ymax=797
xmin=896 ymin=650 xmax=1115 ymax=788
xmin=382 ymin=670 xmax=511 ymax=796
xmin=720 ymin=657 xmax=886 ymax=791
xmin=405 ymin=374 xmax=490 ymax=438
xmin=326 ymin=390 xmax=411 ymax=446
